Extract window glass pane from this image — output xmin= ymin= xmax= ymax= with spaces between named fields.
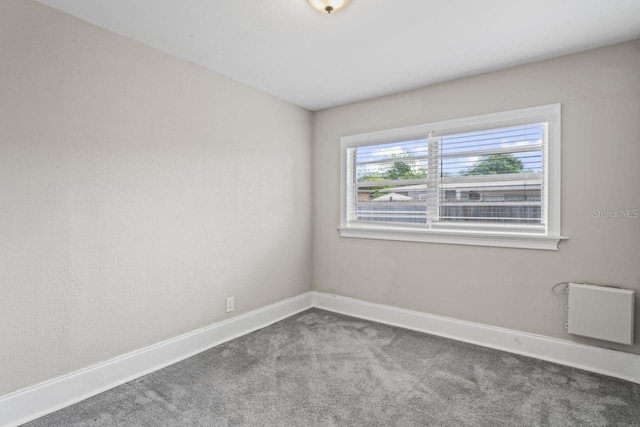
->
xmin=438 ymin=124 xmax=545 ymax=225
xmin=354 ymin=139 xmax=429 ymax=225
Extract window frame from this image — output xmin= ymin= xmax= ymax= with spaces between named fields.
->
xmin=339 ymin=104 xmax=566 ymax=250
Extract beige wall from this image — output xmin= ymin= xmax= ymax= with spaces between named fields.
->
xmin=313 ymin=40 xmax=640 ymax=354
xmin=0 ymin=0 xmax=312 ymax=395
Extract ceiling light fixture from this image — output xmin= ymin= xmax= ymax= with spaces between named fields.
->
xmin=308 ymin=0 xmax=350 ymax=14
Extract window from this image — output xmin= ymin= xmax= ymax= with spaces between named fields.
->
xmin=339 ymin=104 xmax=565 ymax=250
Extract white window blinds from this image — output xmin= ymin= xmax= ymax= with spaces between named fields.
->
xmin=434 ymin=123 xmax=546 ymax=231
xmin=346 ymin=123 xmax=548 ymax=233
xmin=349 ymin=139 xmax=429 ymax=224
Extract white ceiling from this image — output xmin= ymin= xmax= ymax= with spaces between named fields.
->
xmin=38 ymin=0 xmax=640 ymax=111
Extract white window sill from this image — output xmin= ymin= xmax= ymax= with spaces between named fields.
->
xmin=338 ymin=225 xmax=568 ymax=250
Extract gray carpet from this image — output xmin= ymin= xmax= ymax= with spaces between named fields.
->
xmin=27 ymin=309 xmax=640 ymax=426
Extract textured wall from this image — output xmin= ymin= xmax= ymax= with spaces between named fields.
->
xmin=313 ymin=40 xmax=640 ymax=354
xmin=0 ymin=0 xmax=312 ymax=395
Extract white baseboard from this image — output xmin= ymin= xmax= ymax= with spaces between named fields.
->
xmin=312 ymin=292 xmax=640 ymax=384
xmin=0 ymin=292 xmax=313 ymax=427
xmin=3 ymin=290 xmax=639 ymax=427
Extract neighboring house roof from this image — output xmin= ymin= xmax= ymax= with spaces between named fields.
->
xmin=381 ymin=184 xmax=426 ymax=193
xmin=381 ymin=179 xmax=542 ymax=193
xmin=372 ymin=192 xmax=413 ymax=201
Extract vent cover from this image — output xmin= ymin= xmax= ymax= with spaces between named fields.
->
xmin=567 ymin=283 xmax=634 ymax=345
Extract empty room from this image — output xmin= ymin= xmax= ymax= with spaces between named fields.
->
xmin=2 ymin=0 xmax=640 ymax=425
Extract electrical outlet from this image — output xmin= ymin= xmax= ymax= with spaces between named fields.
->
xmin=226 ymin=297 xmax=234 ymax=313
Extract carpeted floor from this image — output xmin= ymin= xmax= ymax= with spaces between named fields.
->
xmin=27 ymin=308 xmax=640 ymax=426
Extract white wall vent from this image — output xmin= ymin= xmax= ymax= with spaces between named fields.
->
xmin=567 ymin=283 xmax=634 ymax=345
